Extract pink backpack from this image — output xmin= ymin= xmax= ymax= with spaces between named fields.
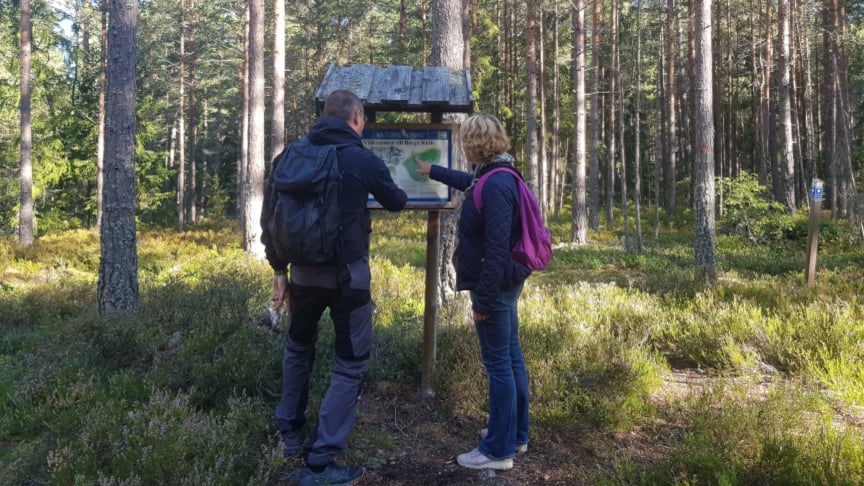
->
xmin=473 ymin=167 xmax=553 ymax=271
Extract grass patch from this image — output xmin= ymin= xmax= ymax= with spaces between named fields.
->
xmin=1 ymin=216 xmax=862 ymax=483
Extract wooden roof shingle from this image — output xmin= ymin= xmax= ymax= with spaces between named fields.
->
xmin=315 ymin=63 xmax=474 ymax=115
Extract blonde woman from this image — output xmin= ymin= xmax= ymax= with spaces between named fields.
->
xmin=415 ymin=115 xmax=530 ymax=471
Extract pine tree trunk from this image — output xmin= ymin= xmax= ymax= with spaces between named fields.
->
xmin=725 ymin=0 xmax=736 ymax=179
xmin=779 ymin=0 xmax=797 ymax=212
xmin=686 ymin=0 xmax=695 ymax=200
xmin=270 ymin=0 xmax=286 ymax=162
xmin=664 ymin=0 xmax=678 ymax=218
xmin=749 ymin=0 xmax=762 ymax=178
xmin=538 ymin=10 xmax=548 ymax=213
xmin=243 ymin=0 xmax=266 ymax=256
xmin=462 ymin=0 xmax=472 ymax=73
xmin=571 ymin=0 xmax=587 ymax=245
xmin=431 ymin=0 xmax=465 ymax=302
xmin=399 ymin=0 xmax=408 ymax=62
xmin=525 ymin=0 xmax=540 ymax=192
xmin=189 ymin=0 xmax=198 ymax=223
xmin=18 ymin=0 xmax=34 ymax=245
xmin=657 ymin=27 xmax=666 ymax=239
xmin=822 ymin=0 xmax=835 ymax=215
xmin=421 ymin=0 xmax=429 ymax=67
xmin=606 ymin=0 xmax=617 ymax=229
xmin=178 ymin=0 xmax=186 ymax=232
xmin=634 ymin=0 xmax=644 ymax=251
xmin=795 ymin=0 xmax=816 ymax=201
xmin=96 ymin=0 xmax=107 ymax=228
xmin=98 ymin=0 xmax=140 ymax=314
xmin=693 ymin=0 xmax=717 ymax=283
xmin=760 ymin=2 xmax=772 ymax=186
xmin=834 ymin=0 xmax=852 ymax=219
xmin=767 ymin=2 xmax=782 ymax=202
xmin=551 ymin=4 xmax=561 ymax=220
xmin=237 ymin=2 xmax=250 ymax=219
xmin=614 ymin=0 xmax=630 ymax=248
xmin=303 ymin=9 xmax=313 ymax=134
xmin=588 ymin=0 xmax=601 ymax=231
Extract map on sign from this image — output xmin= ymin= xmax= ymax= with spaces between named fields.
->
xmin=362 ymin=126 xmax=455 ymax=206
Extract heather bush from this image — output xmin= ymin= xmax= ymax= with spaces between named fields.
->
xmin=1 ymin=215 xmax=862 ymax=484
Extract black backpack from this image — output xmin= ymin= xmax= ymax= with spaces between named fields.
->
xmin=265 ymin=138 xmax=350 ymax=266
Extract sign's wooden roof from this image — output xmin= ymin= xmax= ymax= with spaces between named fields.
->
xmin=315 ymin=64 xmax=474 ymax=114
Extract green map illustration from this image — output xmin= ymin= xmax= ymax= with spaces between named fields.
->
xmin=402 ymin=148 xmax=441 ymax=182
xmin=363 ymin=136 xmax=450 ymax=202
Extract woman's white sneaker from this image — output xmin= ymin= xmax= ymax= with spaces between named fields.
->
xmin=456 ymin=448 xmax=514 ymax=470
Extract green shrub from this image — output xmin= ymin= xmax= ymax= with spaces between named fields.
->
xmin=652 ymin=291 xmax=763 ymax=370
xmin=139 ymin=259 xmax=282 ymax=408
xmin=718 ymin=172 xmax=789 ymax=241
xmin=638 ymin=382 xmax=864 ymax=485
xmin=3 ymin=223 xmax=864 ymax=484
xmin=46 ymin=391 xmax=270 ymax=485
xmin=434 ymin=283 xmax=665 ymax=432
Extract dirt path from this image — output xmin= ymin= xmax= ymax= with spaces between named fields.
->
xmin=270 ymin=373 xmax=716 ymax=485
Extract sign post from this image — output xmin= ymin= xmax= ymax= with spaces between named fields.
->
xmin=806 ymin=178 xmax=823 ymax=287
xmin=421 ymin=210 xmax=440 ymax=399
xmin=363 ymin=124 xmax=458 ymax=399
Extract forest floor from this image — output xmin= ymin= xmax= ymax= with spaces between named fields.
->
xmin=272 ymin=368 xmax=719 ymax=485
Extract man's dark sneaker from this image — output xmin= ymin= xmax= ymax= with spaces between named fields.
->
xmin=281 ymin=430 xmax=301 ymax=456
xmin=297 ymin=463 xmax=365 ymax=486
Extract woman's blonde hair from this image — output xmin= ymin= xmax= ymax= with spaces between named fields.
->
xmin=460 ymin=115 xmax=510 ymax=164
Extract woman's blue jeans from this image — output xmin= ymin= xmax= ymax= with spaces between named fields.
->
xmin=471 ymin=282 xmax=529 ymax=460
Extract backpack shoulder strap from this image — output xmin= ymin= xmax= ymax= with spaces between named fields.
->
xmin=472 ymin=166 xmax=520 ymax=211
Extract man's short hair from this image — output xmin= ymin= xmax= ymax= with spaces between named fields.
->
xmin=322 ymin=90 xmax=363 ymax=122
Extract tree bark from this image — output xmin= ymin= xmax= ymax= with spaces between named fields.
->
xmin=96 ymin=0 xmax=107 ymax=228
xmin=237 ymin=1 xmax=250 ymax=219
xmin=587 ymin=0 xmax=601 ymax=231
xmin=614 ymin=0 xmax=630 ymax=248
xmin=189 ymin=0 xmax=198 ymax=223
xmin=421 ymin=0 xmax=429 ymax=66
xmin=431 ymin=0 xmax=465 ymax=302
xmin=836 ymin=0 xmax=856 ymax=222
xmin=749 ymin=0 xmax=762 ymax=179
xmin=793 ymin=0 xmax=819 ymax=203
xmin=462 ymin=0 xmax=472 ymax=74
xmin=822 ymin=0 xmax=836 ymax=215
xmin=657 ymin=27 xmax=666 ymax=239
xmin=551 ymin=5 xmax=561 ymax=220
xmin=571 ymin=0 xmax=587 ymax=245
xmin=243 ymin=0 xmax=266 ymax=256
xmin=524 ymin=0 xmax=540 ymax=193
xmin=271 ymin=0 xmax=286 ymax=162
xmin=634 ymin=0 xmax=644 ymax=251
xmin=538 ymin=9 xmax=548 ymax=212
xmin=19 ymin=0 xmax=34 ymax=245
xmin=765 ymin=1 xmax=780 ymax=201
xmin=685 ymin=0 xmax=695 ymax=197
xmin=178 ymin=0 xmax=187 ymax=231
xmin=779 ymin=0 xmax=796 ymax=213
xmin=693 ymin=0 xmax=717 ymax=283
xmin=606 ymin=0 xmax=617 ymax=228
xmin=664 ymin=0 xmax=678 ymax=218
xmin=98 ymin=0 xmax=140 ymax=314
xmin=399 ymin=0 xmax=408 ymax=62
xmin=432 ymin=0 xmax=463 ymax=69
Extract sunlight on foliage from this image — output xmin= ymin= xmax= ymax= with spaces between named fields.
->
xmin=1 ymin=221 xmax=863 ymax=484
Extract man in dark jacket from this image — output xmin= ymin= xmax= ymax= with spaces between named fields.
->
xmin=261 ymin=89 xmax=407 ymax=486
